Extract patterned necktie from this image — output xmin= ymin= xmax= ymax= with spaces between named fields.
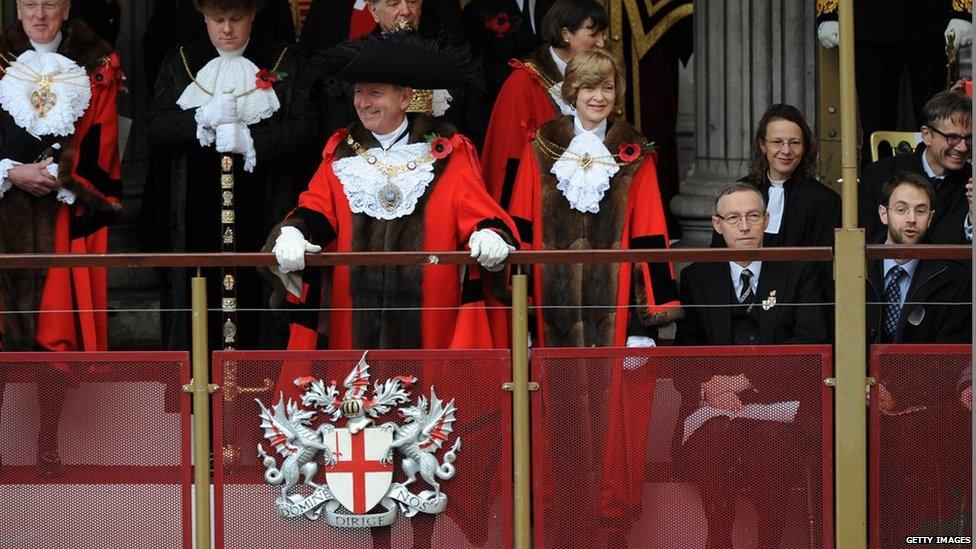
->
xmin=739 ymin=269 xmax=754 ymax=303
xmin=883 ymin=266 xmax=906 ymax=338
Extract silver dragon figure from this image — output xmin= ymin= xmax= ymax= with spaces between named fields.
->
xmin=383 ymin=387 xmax=461 ymax=498
xmin=256 ymin=396 xmax=336 ymax=499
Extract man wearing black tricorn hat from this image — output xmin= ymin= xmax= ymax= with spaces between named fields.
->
xmin=266 ymin=31 xmax=519 ymax=548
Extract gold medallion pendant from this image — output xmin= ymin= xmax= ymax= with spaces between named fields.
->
xmin=377 ymin=182 xmax=403 ymax=211
xmin=29 ymin=75 xmax=57 ymax=118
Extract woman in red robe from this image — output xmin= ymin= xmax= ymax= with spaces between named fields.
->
xmin=480 ymin=0 xmax=607 ymax=206
xmin=507 ymin=48 xmax=681 ymax=545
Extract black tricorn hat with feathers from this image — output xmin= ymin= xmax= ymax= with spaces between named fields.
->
xmin=327 ymin=31 xmax=484 ymax=90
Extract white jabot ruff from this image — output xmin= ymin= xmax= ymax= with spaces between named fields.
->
xmin=550 ymin=116 xmax=619 ymax=213
xmin=176 ymin=50 xmax=280 ymax=172
xmin=432 ymin=89 xmax=453 ymax=117
xmin=0 ymin=49 xmax=91 ymax=138
xmin=333 ymin=142 xmax=436 ymax=220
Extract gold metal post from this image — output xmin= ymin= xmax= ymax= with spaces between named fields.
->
xmin=835 ymin=0 xmax=868 ymax=547
xmin=510 ymin=271 xmax=532 ymax=549
xmin=191 ymin=275 xmax=212 ymax=549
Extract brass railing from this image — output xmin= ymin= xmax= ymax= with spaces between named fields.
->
xmin=0 ymin=244 xmax=970 ymax=549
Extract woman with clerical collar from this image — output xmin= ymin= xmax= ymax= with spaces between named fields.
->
xmin=712 ymin=104 xmax=841 ymax=248
xmin=146 ymin=0 xmax=319 ymax=352
xmin=480 ymin=0 xmax=607 ymax=206
xmin=506 ymin=48 xmax=681 ymax=544
xmin=0 ymin=0 xmax=123 ymax=477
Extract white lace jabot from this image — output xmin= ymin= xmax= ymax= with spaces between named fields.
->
xmin=550 ymin=115 xmax=619 ymax=214
xmin=333 ymin=141 xmax=436 ymax=220
xmin=176 ymin=53 xmax=280 ymax=125
xmin=0 ymin=49 xmax=91 ymax=137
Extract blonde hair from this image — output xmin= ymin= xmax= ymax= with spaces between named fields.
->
xmin=560 ymin=48 xmax=625 ymax=109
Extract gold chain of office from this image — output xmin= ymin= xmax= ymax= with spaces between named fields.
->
xmin=345 ymin=135 xmax=435 ymax=176
xmin=534 ymin=134 xmax=644 ymax=170
xmin=179 ymin=46 xmax=287 ymax=99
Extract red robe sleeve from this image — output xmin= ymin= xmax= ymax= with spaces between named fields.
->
xmin=448 ymin=134 xmax=522 ymax=349
xmin=480 ymin=62 xmax=556 ymax=205
xmin=626 ymin=157 xmax=681 ymax=319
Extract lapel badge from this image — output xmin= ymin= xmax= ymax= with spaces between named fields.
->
xmin=761 ymin=290 xmax=777 ymax=311
xmin=907 ymin=305 xmax=925 ymax=326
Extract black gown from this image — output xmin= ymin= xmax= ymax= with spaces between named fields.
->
xmin=144 ymin=36 xmax=320 ymax=351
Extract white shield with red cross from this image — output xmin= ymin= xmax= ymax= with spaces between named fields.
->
xmin=324 ymin=427 xmax=394 ymax=514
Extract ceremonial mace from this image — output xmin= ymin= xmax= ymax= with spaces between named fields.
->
xmin=946 ymin=29 xmax=958 ymax=89
xmin=218 ymin=153 xmax=274 ymax=471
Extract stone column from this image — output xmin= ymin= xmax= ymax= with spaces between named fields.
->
xmin=671 ymin=0 xmax=819 ymax=246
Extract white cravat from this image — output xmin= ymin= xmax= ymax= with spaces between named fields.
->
xmin=29 ymin=32 xmax=62 ymax=54
xmin=372 ymin=117 xmax=409 ymax=150
xmin=766 ymin=172 xmax=786 ymax=234
xmin=573 ymin=115 xmax=607 ymax=140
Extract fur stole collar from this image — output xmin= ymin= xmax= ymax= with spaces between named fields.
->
xmin=0 ymin=19 xmax=112 ymax=71
xmin=533 ymin=116 xmax=659 ymax=346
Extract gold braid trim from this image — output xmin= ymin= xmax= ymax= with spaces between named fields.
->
xmin=534 ymin=134 xmax=648 ymax=168
xmin=522 ymin=61 xmax=559 ymax=91
xmin=816 ymin=0 xmax=838 ymax=17
xmin=180 ymin=46 xmax=288 ymax=98
xmin=953 ymin=0 xmax=972 ymax=13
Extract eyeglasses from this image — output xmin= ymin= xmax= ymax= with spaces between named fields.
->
xmin=714 ymin=212 xmax=765 ymax=226
xmin=18 ymin=1 xmax=64 ymax=12
xmin=764 ymin=138 xmax=803 ymax=150
xmin=926 ymin=126 xmax=973 ymax=147
xmin=885 ymin=204 xmax=932 ymax=218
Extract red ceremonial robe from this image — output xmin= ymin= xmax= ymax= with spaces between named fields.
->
xmin=508 ymin=115 xmax=682 ymax=539
xmin=267 ymin=114 xmax=519 ymax=546
xmin=480 ymin=44 xmax=561 ymax=206
xmin=0 ymin=21 xmax=123 ymax=358
xmin=269 ymin=115 xmax=519 ymax=400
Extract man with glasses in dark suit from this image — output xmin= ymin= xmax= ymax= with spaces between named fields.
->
xmin=858 ymin=90 xmax=972 ymax=244
xmin=674 ymin=183 xmax=827 ymax=549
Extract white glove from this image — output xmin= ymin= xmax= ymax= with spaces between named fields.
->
xmin=817 ymin=21 xmax=839 ymax=49
xmin=468 ymin=229 xmax=513 ymax=271
xmin=625 ymin=335 xmax=656 ymax=348
xmin=215 ymin=122 xmax=252 ymax=155
xmin=623 ymin=335 xmax=656 ymax=370
xmin=196 ymin=93 xmax=238 ymax=128
xmin=273 ymin=226 xmax=322 ymax=274
xmin=946 ymin=18 xmax=974 ymax=50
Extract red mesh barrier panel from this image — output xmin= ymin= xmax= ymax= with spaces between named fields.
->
xmin=213 ymin=350 xmax=512 ymax=549
xmin=0 ymin=352 xmax=191 ymax=549
xmin=531 ymin=345 xmax=833 ymax=549
xmin=870 ymin=345 xmax=972 ymax=548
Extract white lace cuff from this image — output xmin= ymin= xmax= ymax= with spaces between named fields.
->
xmin=0 ymin=158 xmax=22 ymax=199
xmin=56 ymin=187 xmax=76 ymax=204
